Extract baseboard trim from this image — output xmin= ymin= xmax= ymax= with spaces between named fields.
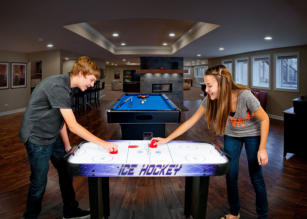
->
xmin=268 ymin=114 xmax=283 ymax=121
xmin=0 ymin=108 xmax=26 ymax=117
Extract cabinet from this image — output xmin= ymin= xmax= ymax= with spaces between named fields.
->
xmin=123 ymin=70 xmax=140 ymax=92
xmin=283 ymin=107 xmax=307 ymax=157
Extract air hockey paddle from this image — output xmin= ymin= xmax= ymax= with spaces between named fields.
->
xmin=109 ymin=149 xmax=118 ymax=154
xmin=149 ymin=139 xmax=158 ymax=148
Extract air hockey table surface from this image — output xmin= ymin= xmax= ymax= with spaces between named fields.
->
xmin=67 ymin=140 xmax=229 ymax=177
xmin=67 ymin=140 xmax=229 ymax=219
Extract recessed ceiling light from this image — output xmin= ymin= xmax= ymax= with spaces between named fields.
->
xmin=196 ymin=54 xmax=202 ymax=57
xmin=106 ymin=61 xmax=110 ymax=64
xmin=264 ymin=36 xmax=272 ymax=40
xmin=121 ymin=42 xmax=126 ymax=46
xmin=162 ymin=42 xmax=168 ymax=46
xmin=64 ymin=57 xmax=69 ymax=61
xmin=169 ymin=33 xmax=175 ymax=37
xmin=219 ymin=47 xmax=224 ymax=51
xmin=122 ymin=58 xmax=126 ymax=62
xmin=46 ymin=43 xmax=54 ymax=48
xmin=37 ymin=37 xmax=44 ymax=42
xmin=112 ymin=33 xmax=119 ymax=37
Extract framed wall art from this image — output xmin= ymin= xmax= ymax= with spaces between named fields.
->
xmin=11 ymin=63 xmax=27 ymax=88
xmin=0 ymin=63 xmax=9 ymax=89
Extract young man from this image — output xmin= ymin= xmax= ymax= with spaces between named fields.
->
xmin=19 ymin=56 xmax=118 ymax=219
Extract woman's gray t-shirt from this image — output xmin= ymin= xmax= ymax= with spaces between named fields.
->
xmin=201 ymin=90 xmax=261 ymax=137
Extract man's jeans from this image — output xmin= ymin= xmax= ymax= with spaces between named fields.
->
xmin=224 ymin=135 xmax=268 ymax=219
xmin=24 ymin=136 xmax=78 ymax=219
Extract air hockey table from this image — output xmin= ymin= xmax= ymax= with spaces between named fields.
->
xmin=67 ymin=140 xmax=229 ymax=219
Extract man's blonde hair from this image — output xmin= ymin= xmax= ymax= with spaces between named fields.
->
xmin=71 ymin=56 xmax=100 ymax=78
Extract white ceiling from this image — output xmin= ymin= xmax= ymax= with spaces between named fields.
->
xmin=1 ymin=0 xmax=307 ymax=62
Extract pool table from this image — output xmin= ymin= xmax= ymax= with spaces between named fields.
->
xmin=107 ymin=94 xmax=181 ymax=140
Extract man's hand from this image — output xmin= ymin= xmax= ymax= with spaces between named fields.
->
xmin=64 ymin=145 xmax=72 ymax=153
xmin=151 ymin=137 xmax=170 ymax=145
xmin=101 ymin=142 xmax=118 ymax=152
xmin=257 ymin=148 xmax=268 ymax=166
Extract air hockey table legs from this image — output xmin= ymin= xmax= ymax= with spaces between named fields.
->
xmin=184 ymin=176 xmax=210 ymax=219
xmin=87 ymin=176 xmax=209 ymax=219
xmin=88 ymin=177 xmax=110 ymax=219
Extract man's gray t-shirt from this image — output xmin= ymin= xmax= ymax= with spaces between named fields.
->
xmin=201 ymin=89 xmax=261 ymax=137
xmin=19 ymin=73 xmax=72 ymax=145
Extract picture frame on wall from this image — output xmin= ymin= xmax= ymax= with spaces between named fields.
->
xmin=0 ymin=63 xmax=9 ymax=89
xmin=114 ymin=69 xmax=120 ymax=79
xmin=11 ymin=63 xmax=27 ymax=88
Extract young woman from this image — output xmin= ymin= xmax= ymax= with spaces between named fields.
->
xmin=153 ymin=65 xmax=269 ymax=219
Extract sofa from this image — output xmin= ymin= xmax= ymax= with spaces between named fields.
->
xmin=252 ymin=89 xmax=267 ymax=110
xmin=111 ymin=80 xmax=122 ymax=91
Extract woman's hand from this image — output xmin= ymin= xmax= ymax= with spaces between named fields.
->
xmin=257 ymin=148 xmax=268 ymax=166
xmin=151 ymin=137 xmax=170 ymax=145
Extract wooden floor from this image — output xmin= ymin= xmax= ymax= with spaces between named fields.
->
xmin=0 ymin=98 xmax=307 ymax=219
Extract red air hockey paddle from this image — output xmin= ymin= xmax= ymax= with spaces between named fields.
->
xmin=149 ymin=139 xmax=158 ymax=148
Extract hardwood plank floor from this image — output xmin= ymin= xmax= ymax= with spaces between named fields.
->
xmin=0 ymin=98 xmax=306 ymax=219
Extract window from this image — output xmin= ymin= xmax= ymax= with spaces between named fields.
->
xmin=252 ymin=55 xmax=270 ymax=88
xmin=235 ymin=58 xmax=249 ymax=86
xmin=193 ymin=65 xmax=208 ymax=86
xmin=194 ymin=65 xmax=207 ymax=78
xmin=184 ymin=66 xmax=191 ymax=75
xmin=275 ymin=53 xmax=298 ymax=91
xmin=222 ymin=60 xmax=233 ymax=75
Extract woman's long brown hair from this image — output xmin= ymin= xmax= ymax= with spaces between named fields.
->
xmin=204 ymin=65 xmax=250 ymax=135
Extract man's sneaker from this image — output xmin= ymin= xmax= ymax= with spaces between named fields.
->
xmin=63 ymin=207 xmax=90 ymax=219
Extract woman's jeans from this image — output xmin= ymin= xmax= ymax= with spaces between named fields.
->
xmin=224 ymin=135 xmax=268 ymax=219
xmin=24 ymin=136 xmax=78 ymax=219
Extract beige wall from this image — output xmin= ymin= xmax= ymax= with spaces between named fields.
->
xmin=208 ymin=45 xmax=307 ymax=117
xmin=0 ymin=51 xmax=31 ymax=113
xmin=28 ymin=50 xmax=61 ymax=79
xmin=104 ymin=65 xmax=140 ymax=85
xmin=0 ymin=50 xmax=62 ymax=114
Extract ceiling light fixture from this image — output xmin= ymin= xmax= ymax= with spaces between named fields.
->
xmin=122 ymin=58 xmax=126 ymax=62
xmin=162 ymin=42 xmax=168 ymax=46
xmin=121 ymin=42 xmax=126 ymax=46
xmin=196 ymin=54 xmax=202 ymax=57
xmin=264 ymin=36 xmax=272 ymax=40
xmin=37 ymin=37 xmax=44 ymax=42
xmin=64 ymin=57 xmax=69 ymax=61
xmin=46 ymin=43 xmax=54 ymax=48
xmin=112 ymin=33 xmax=119 ymax=37
xmin=169 ymin=33 xmax=175 ymax=37
xmin=219 ymin=47 xmax=224 ymax=51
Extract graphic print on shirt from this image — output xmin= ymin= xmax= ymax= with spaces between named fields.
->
xmin=228 ymin=111 xmax=255 ymax=127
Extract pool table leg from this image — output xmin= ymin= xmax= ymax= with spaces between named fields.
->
xmin=184 ymin=176 xmax=210 ymax=219
xmin=88 ymin=177 xmax=110 ymax=219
